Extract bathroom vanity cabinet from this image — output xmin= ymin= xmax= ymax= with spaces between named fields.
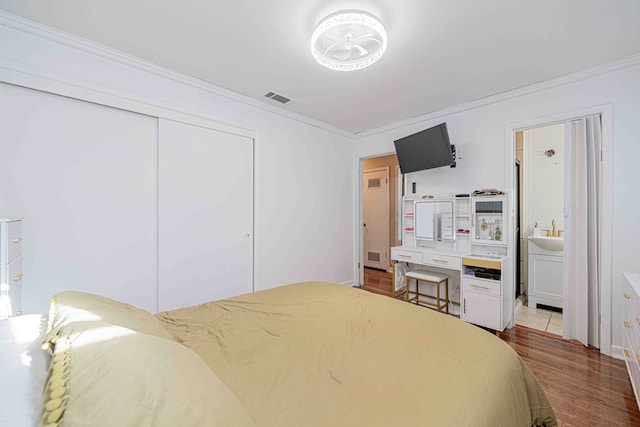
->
xmin=527 ymin=240 xmax=563 ymax=309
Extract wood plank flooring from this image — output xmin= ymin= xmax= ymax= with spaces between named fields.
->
xmin=361 ymin=267 xmax=640 ymax=426
xmin=361 ymin=266 xmax=405 ymax=300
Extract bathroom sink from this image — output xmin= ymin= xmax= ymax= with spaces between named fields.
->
xmin=528 ymin=235 xmax=563 ymax=251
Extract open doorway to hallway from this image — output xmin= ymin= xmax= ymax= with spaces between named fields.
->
xmin=362 ymin=154 xmax=400 ymax=275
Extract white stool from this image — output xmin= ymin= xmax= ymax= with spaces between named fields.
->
xmin=405 ymin=270 xmax=449 ymax=313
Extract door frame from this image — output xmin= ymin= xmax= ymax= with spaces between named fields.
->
xmin=356 ymin=154 xmax=401 ymax=286
xmin=363 ymin=166 xmax=390 ymax=271
xmin=504 ymin=103 xmax=613 ymax=355
xmin=514 ymin=159 xmax=521 ymax=297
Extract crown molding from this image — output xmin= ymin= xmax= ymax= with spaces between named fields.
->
xmin=356 ymin=52 xmax=640 ymax=139
xmin=0 ymin=10 xmax=352 ymax=138
xmin=3 ymin=9 xmax=638 ymax=141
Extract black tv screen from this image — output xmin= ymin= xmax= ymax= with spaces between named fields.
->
xmin=394 ymin=123 xmax=453 ymax=174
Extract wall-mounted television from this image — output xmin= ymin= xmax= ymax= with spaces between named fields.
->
xmin=393 ymin=122 xmax=453 ymax=174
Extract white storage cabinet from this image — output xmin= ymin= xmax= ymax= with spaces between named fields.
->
xmin=623 ymin=272 xmax=640 ymax=411
xmin=461 ymin=256 xmax=505 ymax=330
xmin=470 ymin=196 xmax=508 ymax=246
xmin=0 ymin=219 xmax=23 ymax=318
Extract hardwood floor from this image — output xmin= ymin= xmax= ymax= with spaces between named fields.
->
xmin=499 ymin=328 xmax=640 ymax=426
xmin=361 ymin=266 xmax=405 ymax=300
xmin=362 ymin=267 xmax=640 ymax=426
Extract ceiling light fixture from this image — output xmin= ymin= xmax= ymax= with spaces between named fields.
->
xmin=310 ymin=10 xmax=387 ymax=72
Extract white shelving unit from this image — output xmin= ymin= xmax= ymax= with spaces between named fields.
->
xmin=465 ymin=196 xmax=510 ymax=328
xmin=401 ymin=196 xmax=417 ymax=247
xmin=454 ymin=197 xmax=470 ymax=251
xmin=470 ymin=196 xmax=508 ymax=246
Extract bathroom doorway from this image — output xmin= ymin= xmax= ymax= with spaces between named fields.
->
xmin=514 ymin=124 xmax=565 ymax=336
xmin=510 ymin=108 xmax=608 ymax=351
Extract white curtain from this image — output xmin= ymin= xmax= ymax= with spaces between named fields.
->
xmin=563 ymin=115 xmax=601 ymax=347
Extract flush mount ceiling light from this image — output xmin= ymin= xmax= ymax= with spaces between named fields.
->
xmin=310 ymin=10 xmax=387 ymax=72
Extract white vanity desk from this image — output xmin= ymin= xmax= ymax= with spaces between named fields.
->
xmin=391 ymin=245 xmax=511 ymax=331
xmin=394 ymin=193 xmax=513 ymax=331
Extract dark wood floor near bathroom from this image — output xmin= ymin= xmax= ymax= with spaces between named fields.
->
xmin=362 ymin=267 xmax=640 ymax=427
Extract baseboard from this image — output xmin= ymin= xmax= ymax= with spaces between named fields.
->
xmin=339 ymin=280 xmax=355 ymax=287
xmin=610 ymin=345 xmax=625 ymax=361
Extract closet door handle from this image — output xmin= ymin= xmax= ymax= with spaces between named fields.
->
xmin=12 ymin=238 xmax=21 ymax=243
xmin=13 ymin=274 xmax=22 ymax=281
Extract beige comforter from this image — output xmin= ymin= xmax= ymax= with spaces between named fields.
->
xmin=157 ymin=282 xmax=556 ymax=427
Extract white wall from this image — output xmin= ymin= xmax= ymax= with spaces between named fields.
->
xmin=0 ymin=14 xmax=355 ymax=311
xmin=355 ymin=58 xmax=640 ymax=356
xmin=525 ymin=124 xmax=565 ymax=236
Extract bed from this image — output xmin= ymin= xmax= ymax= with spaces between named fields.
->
xmin=4 ymin=281 xmax=557 ymax=426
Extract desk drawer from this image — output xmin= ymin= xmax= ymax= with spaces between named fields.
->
xmin=462 ymin=277 xmax=501 ymax=297
xmin=391 ymin=248 xmax=422 ymax=263
xmin=625 ymin=333 xmax=640 ymax=403
xmin=422 ymin=254 xmax=461 ymax=270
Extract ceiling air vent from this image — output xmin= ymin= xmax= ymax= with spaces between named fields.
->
xmin=264 ymin=92 xmax=294 ymax=105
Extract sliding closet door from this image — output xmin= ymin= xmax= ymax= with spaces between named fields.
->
xmin=158 ymin=119 xmax=253 ymax=311
xmin=0 ymin=82 xmax=158 ymax=313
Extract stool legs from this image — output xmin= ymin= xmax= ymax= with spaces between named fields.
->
xmin=443 ymin=278 xmax=449 ymax=313
xmin=404 ymin=275 xmax=449 ymax=313
xmin=405 ymin=277 xmax=411 ymax=303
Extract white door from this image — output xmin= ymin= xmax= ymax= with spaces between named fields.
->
xmin=363 ymin=168 xmax=389 ymax=270
xmin=158 ymin=119 xmax=253 ymax=311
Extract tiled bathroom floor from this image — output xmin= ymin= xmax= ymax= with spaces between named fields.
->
xmin=515 ymin=302 xmax=563 ymax=335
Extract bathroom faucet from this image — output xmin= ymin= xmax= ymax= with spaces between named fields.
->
xmin=544 ymin=220 xmax=562 ymax=237
xmin=548 ymin=219 xmax=563 ymax=237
